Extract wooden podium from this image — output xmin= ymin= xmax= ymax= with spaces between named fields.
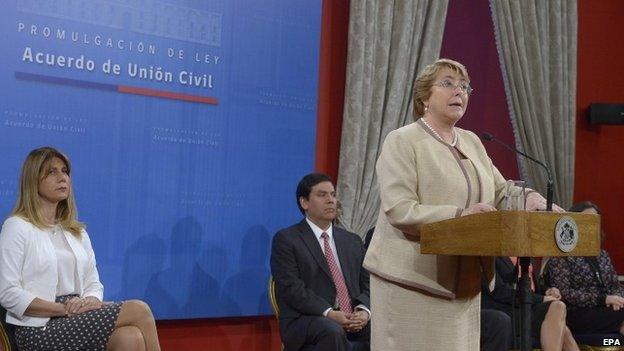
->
xmin=420 ymin=211 xmax=601 ymax=351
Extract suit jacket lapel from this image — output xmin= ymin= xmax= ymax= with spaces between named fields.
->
xmin=502 ymin=257 xmax=515 ymax=273
xmin=333 ymin=229 xmax=353 ymax=289
xmin=296 ymin=220 xmax=332 ymax=279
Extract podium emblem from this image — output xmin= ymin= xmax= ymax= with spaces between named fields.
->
xmin=555 ymin=216 xmax=579 ymax=253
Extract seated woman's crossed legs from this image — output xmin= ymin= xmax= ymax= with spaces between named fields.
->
xmin=107 ymin=300 xmax=160 ymax=351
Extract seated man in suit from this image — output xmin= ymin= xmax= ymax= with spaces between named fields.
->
xmin=271 ymin=173 xmax=370 ymax=351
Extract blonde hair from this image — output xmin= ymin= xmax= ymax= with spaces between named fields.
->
xmin=12 ymin=147 xmax=84 ymax=237
xmin=413 ymin=58 xmax=470 ymax=119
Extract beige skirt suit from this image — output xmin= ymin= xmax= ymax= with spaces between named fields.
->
xmin=364 ymin=120 xmax=514 ymax=351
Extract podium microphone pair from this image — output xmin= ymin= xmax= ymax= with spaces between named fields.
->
xmin=481 ymin=132 xmax=554 ymax=212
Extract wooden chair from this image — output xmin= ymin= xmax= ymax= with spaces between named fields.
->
xmin=268 ymin=275 xmax=280 ymax=318
xmin=268 ymin=276 xmax=284 ymax=351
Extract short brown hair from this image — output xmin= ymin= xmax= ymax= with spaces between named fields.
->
xmin=12 ymin=147 xmax=84 ymax=237
xmin=413 ymin=58 xmax=470 ymax=119
xmin=296 ymin=173 xmax=334 ymax=215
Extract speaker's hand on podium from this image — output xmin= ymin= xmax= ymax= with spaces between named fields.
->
xmin=461 ymin=203 xmax=496 ymax=216
xmin=526 ymin=192 xmax=564 ymax=212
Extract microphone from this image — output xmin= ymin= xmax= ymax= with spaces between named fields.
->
xmin=481 ymin=132 xmax=554 ymax=211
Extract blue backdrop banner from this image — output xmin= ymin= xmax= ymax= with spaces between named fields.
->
xmin=0 ymin=0 xmax=321 ymax=319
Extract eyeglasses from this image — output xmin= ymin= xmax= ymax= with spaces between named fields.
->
xmin=433 ymin=79 xmax=473 ymax=95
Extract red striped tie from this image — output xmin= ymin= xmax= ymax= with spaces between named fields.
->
xmin=509 ymin=257 xmax=535 ymax=292
xmin=321 ymin=232 xmax=353 ymax=314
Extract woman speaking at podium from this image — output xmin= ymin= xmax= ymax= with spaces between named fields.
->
xmin=0 ymin=147 xmax=161 ymax=351
xmin=363 ymin=59 xmax=560 ymax=351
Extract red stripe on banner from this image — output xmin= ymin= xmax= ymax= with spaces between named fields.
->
xmin=118 ymin=85 xmax=219 ymax=105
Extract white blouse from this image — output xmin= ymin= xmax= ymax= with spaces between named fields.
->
xmin=48 ymin=225 xmax=79 ymax=296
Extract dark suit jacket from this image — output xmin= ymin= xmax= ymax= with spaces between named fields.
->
xmin=481 ymin=257 xmax=545 ymax=315
xmin=270 ymin=219 xmax=370 ymax=349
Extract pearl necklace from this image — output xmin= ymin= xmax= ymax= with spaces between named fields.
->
xmin=421 ymin=118 xmax=458 ymax=146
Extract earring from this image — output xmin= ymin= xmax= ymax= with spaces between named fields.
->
xmin=424 ymin=106 xmax=429 ymax=112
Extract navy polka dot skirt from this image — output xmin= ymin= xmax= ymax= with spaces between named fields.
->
xmin=14 ymin=295 xmax=123 ymax=351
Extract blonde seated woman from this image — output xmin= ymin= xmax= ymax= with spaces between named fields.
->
xmin=0 ymin=147 xmax=161 ymax=351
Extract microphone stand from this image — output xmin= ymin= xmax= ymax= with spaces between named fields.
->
xmin=546 ymin=179 xmax=553 ymax=212
xmin=518 ymin=257 xmax=532 ymax=351
xmin=481 ymin=134 xmax=554 ymax=206
xmin=482 ymin=132 xmax=554 ymax=351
